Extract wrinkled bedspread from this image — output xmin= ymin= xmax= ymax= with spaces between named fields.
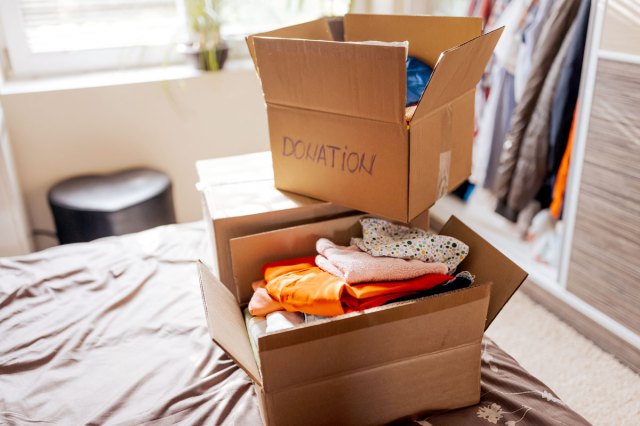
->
xmin=0 ymin=223 xmax=589 ymax=425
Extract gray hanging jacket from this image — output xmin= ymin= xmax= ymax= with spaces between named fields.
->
xmin=505 ymin=18 xmax=578 ymax=212
xmin=492 ymin=0 xmax=582 ymax=208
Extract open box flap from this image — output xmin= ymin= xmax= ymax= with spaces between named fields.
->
xmin=246 ymin=18 xmax=333 ymax=72
xmin=440 ymin=216 xmax=528 ymax=329
xmin=412 ymin=27 xmax=504 ymax=122
xmin=229 ymin=214 xmax=364 ymax=304
xmin=344 ymin=14 xmax=482 ymax=67
xmin=197 ymin=261 xmax=262 ymax=385
xmin=252 ymin=36 xmax=406 ymax=124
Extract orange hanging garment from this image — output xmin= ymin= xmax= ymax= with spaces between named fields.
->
xmin=550 ymin=105 xmax=578 ymax=219
xmin=263 ymin=258 xmax=453 ymax=316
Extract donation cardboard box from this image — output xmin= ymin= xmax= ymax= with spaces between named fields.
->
xmin=247 ymin=14 xmax=504 ymax=222
xmin=198 ymin=214 xmax=527 ymax=425
xmin=197 ymin=151 xmax=432 ymax=293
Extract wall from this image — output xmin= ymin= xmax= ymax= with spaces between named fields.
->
xmin=0 ymin=67 xmax=269 ymax=249
xmin=0 ymin=109 xmax=32 ymax=255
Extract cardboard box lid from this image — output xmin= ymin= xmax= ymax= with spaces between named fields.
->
xmin=249 ymin=14 xmax=502 ymax=126
xmin=343 ymin=14 xmax=482 ymax=67
xmin=198 ymin=261 xmax=263 ymax=386
xmin=246 ymin=18 xmax=333 ymax=73
xmin=413 ymin=27 xmax=504 ymax=122
xmin=440 ymin=216 xmax=528 ymax=328
xmin=252 ymin=36 xmax=407 ymax=124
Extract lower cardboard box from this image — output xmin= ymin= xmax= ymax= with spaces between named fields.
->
xmin=198 ymin=214 xmax=527 ymax=426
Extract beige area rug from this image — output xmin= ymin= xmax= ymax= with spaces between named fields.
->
xmin=487 ymin=289 xmax=640 ymax=425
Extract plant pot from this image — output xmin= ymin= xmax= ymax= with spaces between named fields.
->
xmin=181 ymin=42 xmax=229 ymax=71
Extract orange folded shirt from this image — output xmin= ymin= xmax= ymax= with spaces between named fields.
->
xmin=263 ymin=257 xmax=453 ymax=316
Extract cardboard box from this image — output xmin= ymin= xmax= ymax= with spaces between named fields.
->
xmin=198 ymin=215 xmax=527 ymax=425
xmin=247 ymin=15 xmax=503 ymax=223
xmin=196 ymin=152 xmax=431 ymax=294
xmin=196 ymin=151 xmax=353 ymax=293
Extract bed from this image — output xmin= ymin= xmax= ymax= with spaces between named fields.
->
xmin=0 ymin=223 xmax=589 ymax=425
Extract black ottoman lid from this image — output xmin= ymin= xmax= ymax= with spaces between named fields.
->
xmin=49 ymin=168 xmax=171 ymax=213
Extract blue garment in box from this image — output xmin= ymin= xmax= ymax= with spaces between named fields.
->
xmin=406 ymin=56 xmax=433 ymax=106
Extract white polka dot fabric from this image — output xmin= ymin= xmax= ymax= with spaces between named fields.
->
xmin=351 ymin=217 xmax=469 ymax=274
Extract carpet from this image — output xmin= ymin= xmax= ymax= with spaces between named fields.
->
xmin=487 ymin=289 xmax=640 ymax=424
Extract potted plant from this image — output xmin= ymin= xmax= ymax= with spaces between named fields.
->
xmin=180 ymin=0 xmax=228 ymax=71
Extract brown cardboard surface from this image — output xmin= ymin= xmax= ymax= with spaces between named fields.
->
xmin=344 ymin=14 xmax=482 ymax=67
xmin=258 ymin=285 xmax=490 ymax=392
xmin=408 ymin=89 xmax=475 ymax=218
xmin=229 ymin=214 xmax=364 ymax=305
xmin=246 ymin=18 xmax=332 ymax=73
xmin=196 ymin=151 xmax=274 ymax=185
xmin=440 ymin=216 xmax=528 ymax=328
xmin=413 ymin=27 xmax=504 ymax=121
xmin=197 ymin=261 xmax=262 ymax=385
xmin=410 ymin=207 xmax=430 ymax=231
xmin=265 ymin=342 xmax=482 ymax=426
xmin=407 ymin=109 xmax=443 ymax=219
xmin=266 ymin=104 xmax=409 ymax=221
xmin=196 ymin=152 xmax=354 ymax=292
xmin=447 ymin=90 xmax=476 ymax=191
xmin=253 ymin=37 xmax=406 ymax=124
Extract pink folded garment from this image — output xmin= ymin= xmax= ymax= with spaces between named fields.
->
xmin=248 ymin=280 xmax=284 ymax=316
xmin=315 ymin=238 xmax=449 ymax=284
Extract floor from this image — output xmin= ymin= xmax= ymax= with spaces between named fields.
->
xmin=487 ymin=290 xmax=640 ymax=425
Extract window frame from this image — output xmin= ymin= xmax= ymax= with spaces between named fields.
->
xmin=0 ymin=0 xmax=186 ymax=79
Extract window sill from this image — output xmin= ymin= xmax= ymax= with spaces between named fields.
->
xmin=0 ymin=59 xmax=255 ymax=96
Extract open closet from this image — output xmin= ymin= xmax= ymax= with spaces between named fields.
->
xmin=431 ymin=0 xmax=640 ymax=371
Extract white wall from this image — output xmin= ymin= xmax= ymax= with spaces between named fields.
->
xmin=0 ymin=67 xmax=269 ymax=249
xmin=0 ymin=108 xmax=32 ymax=255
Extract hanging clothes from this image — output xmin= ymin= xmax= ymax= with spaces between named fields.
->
xmin=492 ymin=0 xmax=582 ymax=219
xmin=550 ymin=105 xmax=578 ymax=220
xmin=514 ymin=0 xmax=555 ymax=102
xmin=547 ymin=0 xmax=591 ymax=190
xmin=501 ymin=17 xmax=578 ymax=214
xmin=471 ymin=0 xmax=529 ymax=187
xmin=472 ymin=0 xmax=512 ymax=141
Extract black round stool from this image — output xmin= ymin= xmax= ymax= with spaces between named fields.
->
xmin=48 ymin=168 xmax=176 ymax=244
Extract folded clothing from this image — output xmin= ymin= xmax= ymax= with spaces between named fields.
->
xmin=383 ymin=271 xmax=474 ymax=306
xmin=264 ymin=257 xmax=454 ymax=316
xmin=244 ymin=308 xmax=305 ymax=366
xmin=265 ymin=311 xmax=304 ymax=333
xmin=248 ymin=279 xmax=284 ymax=316
xmin=406 ymin=56 xmax=433 ymax=106
xmin=351 ymin=217 xmax=469 ymax=274
xmin=315 ymin=238 xmax=448 ymax=284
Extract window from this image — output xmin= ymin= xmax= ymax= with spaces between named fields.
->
xmin=0 ymin=0 xmax=353 ymax=78
xmin=1 ymin=0 xmax=186 ymax=77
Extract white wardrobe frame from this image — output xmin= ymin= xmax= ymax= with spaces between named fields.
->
xmin=555 ymin=0 xmax=639 ymax=351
